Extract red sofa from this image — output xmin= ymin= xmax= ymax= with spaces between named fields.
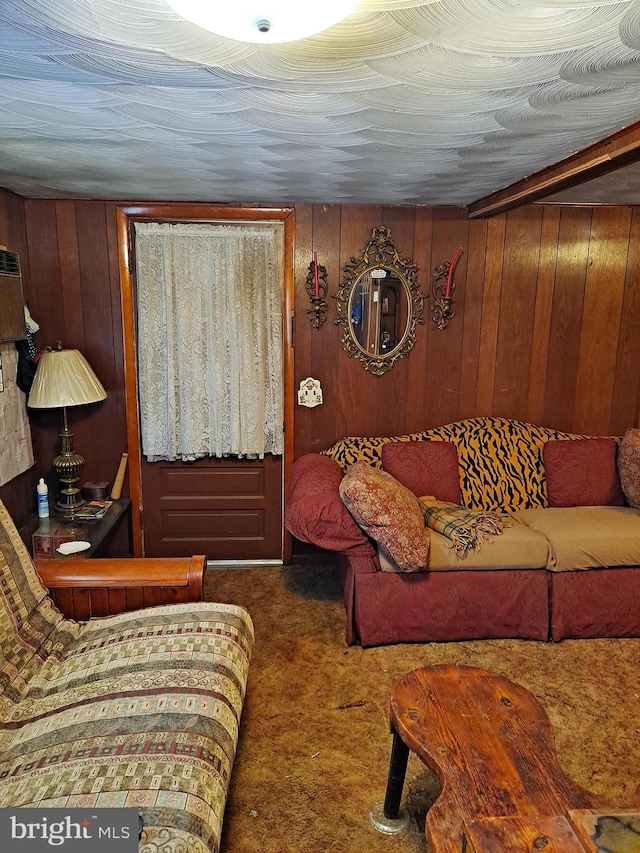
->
xmin=285 ymin=418 xmax=640 ymax=647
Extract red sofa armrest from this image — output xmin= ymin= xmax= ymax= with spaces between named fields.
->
xmin=285 ymin=454 xmax=375 ymax=556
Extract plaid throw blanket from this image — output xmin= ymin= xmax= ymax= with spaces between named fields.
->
xmin=418 ymin=496 xmax=510 ymax=558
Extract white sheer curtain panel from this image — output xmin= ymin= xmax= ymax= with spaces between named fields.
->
xmin=134 ymin=221 xmax=284 ymax=461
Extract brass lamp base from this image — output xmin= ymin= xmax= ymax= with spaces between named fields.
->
xmin=55 ymin=486 xmax=86 ymax=516
xmin=53 ymin=426 xmax=86 ymax=516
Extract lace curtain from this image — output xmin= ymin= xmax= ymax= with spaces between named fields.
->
xmin=134 ymin=221 xmax=284 ymax=461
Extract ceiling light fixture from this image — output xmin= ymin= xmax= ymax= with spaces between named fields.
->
xmin=165 ymin=1 xmax=360 ymax=44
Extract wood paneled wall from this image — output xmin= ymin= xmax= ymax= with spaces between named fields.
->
xmin=0 ymin=188 xmax=34 ymax=522
xmin=1 ymin=190 xmax=639 ymax=527
xmin=0 ymin=195 xmax=128 ymax=527
xmin=294 ymin=203 xmax=640 ymax=457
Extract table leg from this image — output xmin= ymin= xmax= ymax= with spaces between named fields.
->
xmin=383 ymin=726 xmax=410 ymax=820
xmin=369 ymin=724 xmax=411 ymax=834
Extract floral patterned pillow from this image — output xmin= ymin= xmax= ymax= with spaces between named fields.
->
xmin=618 ymin=428 xmax=640 ymax=509
xmin=339 ymin=462 xmax=430 ymax=572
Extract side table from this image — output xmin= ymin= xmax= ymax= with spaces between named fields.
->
xmin=371 ymin=665 xmax=612 ymax=852
xmin=19 ymin=501 xmax=205 ymax=621
xmin=20 ymin=499 xmax=132 ymax=559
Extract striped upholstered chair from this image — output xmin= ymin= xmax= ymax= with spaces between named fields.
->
xmin=0 ymin=499 xmax=253 ymax=852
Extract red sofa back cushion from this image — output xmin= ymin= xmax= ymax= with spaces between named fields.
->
xmin=382 ymin=440 xmax=461 ymax=505
xmin=543 ymin=438 xmax=625 ymax=507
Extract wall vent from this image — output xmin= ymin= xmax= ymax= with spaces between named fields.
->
xmin=0 ymin=249 xmax=20 ymax=277
xmin=0 ymin=249 xmax=26 ymax=342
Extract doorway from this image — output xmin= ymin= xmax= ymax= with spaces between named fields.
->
xmin=117 ymin=205 xmax=295 ymax=562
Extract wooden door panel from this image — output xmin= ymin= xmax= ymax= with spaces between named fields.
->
xmin=141 ymin=455 xmax=282 ymax=560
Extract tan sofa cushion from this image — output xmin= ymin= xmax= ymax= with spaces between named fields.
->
xmin=511 ymin=506 xmax=640 ymax=571
xmin=377 ymin=518 xmax=550 ymax=572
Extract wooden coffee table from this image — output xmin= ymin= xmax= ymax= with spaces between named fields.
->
xmin=372 ymin=665 xmax=632 ymax=853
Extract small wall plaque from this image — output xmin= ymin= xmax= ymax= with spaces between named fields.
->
xmin=297 ymin=377 xmax=323 ymax=408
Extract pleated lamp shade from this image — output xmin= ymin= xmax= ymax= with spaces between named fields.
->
xmin=28 ymin=348 xmax=107 ymax=409
xmin=27 ymin=348 xmax=107 ymax=514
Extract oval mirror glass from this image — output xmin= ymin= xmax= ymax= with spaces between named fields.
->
xmin=336 ymin=227 xmax=424 ymax=376
xmin=348 ymin=269 xmax=411 ymax=358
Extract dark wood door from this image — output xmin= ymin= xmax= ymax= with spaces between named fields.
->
xmin=117 ymin=204 xmax=295 ymax=562
xmin=140 ymin=455 xmax=282 ymax=560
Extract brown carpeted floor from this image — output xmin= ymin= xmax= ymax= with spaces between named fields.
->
xmin=205 ymin=558 xmax=640 ymax=853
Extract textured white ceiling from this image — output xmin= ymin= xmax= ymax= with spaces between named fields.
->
xmin=1 ymin=0 xmax=640 ymax=206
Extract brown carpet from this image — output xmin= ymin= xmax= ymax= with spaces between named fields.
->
xmin=205 ymin=558 xmax=640 ymax=853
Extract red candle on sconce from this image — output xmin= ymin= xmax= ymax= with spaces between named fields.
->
xmin=313 ymin=251 xmax=319 ymax=298
xmin=445 ymin=246 xmax=463 ymax=298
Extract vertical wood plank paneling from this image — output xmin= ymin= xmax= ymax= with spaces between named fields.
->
xmin=54 ymin=201 xmax=84 ymax=348
xmin=573 ymin=207 xmax=631 ymax=434
xmin=77 ymin=202 xmax=113 ymax=366
xmin=24 ymin=200 xmax=63 ymax=347
xmin=375 ymin=205 xmax=416 ymax=435
xmin=458 ymin=217 xmax=488 ymax=419
xmin=527 ymin=206 xmax=560 ymax=425
xmin=475 ymin=215 xmax=506 ymax=414
xmin=4 ymin=194 xmax=640 ymax=536
xmin=70 ymin=202 xmax=123 ymax=488
xmin=293 ymin=203 xmax=313 ymax=458
xmin=610 ymin=208 xmax=640 ymax=432
xmin=543 ymin=207 xmax=592 ymax=431
xmin=336 ymin=206 xmax=382 ymax=438
xmin=23 ymin=199 xmax=65 ymax=476
xmin=311 ymin=205 xmax=342 ymax=446
xmin=493 ymin=207 xmax=543 ymax=416
xmin=424 ymin=210 xmax=469 ymax=427
xmin=405 ymin=206 xmax=433 ymax=431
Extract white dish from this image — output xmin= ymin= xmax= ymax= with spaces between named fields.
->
xmin=56 ymin=540 xmax=91 ymax=555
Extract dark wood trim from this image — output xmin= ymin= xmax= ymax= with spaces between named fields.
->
xmin=468 ymin=121 xmax=640 ymax=218
xmin=282 ymin=210 xmax=295 ymax=564
xmin=116 ymin=207 xmax=143 ymax=555
xmin=116 ymin=203 xmax=295 ymax=561
xmin=35 ymin=555 xmax=205 ymax=619
xmin=35 ymin=554 xmax=204 ymax=589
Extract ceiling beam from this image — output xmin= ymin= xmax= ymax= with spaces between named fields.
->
xmin=468 ymin=120 xmax=640 ymax=218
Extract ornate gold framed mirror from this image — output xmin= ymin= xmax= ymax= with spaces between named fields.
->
xmin=335 ymin=226 xmax=424 ymax=376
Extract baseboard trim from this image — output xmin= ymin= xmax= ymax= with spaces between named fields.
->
xmin=206 ymin=559 xmax=283 ymax=570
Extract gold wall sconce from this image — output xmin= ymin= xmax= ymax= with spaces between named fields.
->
xmin=305 ymin=251 xmax=329 ymax=330
xmin=431 ymin=247 xmax=463 ymax=330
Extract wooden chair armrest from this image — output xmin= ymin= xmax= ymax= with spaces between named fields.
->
xmin=35 ymin=555 xmax=205 ymax=601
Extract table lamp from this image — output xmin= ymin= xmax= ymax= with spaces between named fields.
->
xmin=28 ymin=344 xmax=107 ymax=515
